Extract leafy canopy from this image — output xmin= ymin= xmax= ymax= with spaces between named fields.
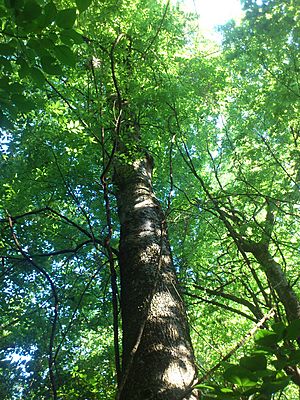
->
xmin=0 ymin=0 xmax=300 ymax=399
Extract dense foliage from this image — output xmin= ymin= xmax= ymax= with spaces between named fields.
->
xmin=0 ymin=0 xmax=299 ymax=398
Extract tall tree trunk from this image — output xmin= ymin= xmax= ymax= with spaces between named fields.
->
xmin=114 ymin=153 xmax=198 ymax=400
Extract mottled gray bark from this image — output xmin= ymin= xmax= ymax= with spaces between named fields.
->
xmin=252 ymin=245 xmax=300 ymax=322
xmin=243 ymin=241 xmax=300 ymax=322
xmin=114 ymin=154 xmax=198 ymax=400
xmin=251 ymin=246 xmax=300 ymax=385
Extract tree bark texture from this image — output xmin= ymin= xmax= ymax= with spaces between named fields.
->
xmin=114 ymin=154 xmax=198 ymax=400
xmin=248 ymin=243 xmax=300 ymax=322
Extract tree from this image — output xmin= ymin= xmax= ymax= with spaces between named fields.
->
xmin=1 ymin=0 xmax=198 ymax=398
xmin=177 ymin=0 xmax=300 ymax=396
xmin=0 ymin=0 xmax=300 ymax=399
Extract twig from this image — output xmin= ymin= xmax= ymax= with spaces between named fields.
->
xmin=198 ymin=308 xmax=276 ymax=383
xmin=143 ymin=0 xmax=170 ymax=56
xmin=110 ymin=33 xmax=126 ymax=108
xmin=184 ymin=291 xmax=257 ymax=322
xmin=8 ymin=215 xmax=59 ymax=400
xmin=51 ymin=149 xmax=97 ymax=244
xmin=101 ymin=160 xmax=121 ymax=386
xmin=53 ymin=260 xmax=108 ymax=362
xmin=192 ymin=284 xmax=264 ymax=320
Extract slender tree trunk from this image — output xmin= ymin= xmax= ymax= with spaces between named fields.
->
xmin=114 ymin=153 xmax=198 ymax=400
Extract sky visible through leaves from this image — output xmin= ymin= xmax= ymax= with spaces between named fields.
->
xmin=178 ymin=0 xmax=244 ymax=40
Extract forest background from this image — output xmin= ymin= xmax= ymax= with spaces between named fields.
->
xmin=0 ymin=0 xmax=300 ymax=399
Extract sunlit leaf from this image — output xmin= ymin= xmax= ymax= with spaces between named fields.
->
xmin=255 ymin=330 xmax=281 ymax=346
xmin=223 ymin=365 xmax=258 ymax=387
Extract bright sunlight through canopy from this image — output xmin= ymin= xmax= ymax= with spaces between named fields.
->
xmin=177 ymin=0 xmax=244 ymax=40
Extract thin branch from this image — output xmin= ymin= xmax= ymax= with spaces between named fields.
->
xmin=8 ymin=215 xmax=59 ymax=400
xmin=31 ymin=240 xmax=93 ymax=258
xmin=101 ymin=151 xmax=121 ymax=386
xmin=197 ymin=308 xmax=276 ymax=383
xmin=192 ymin=284 xmax=263 ymax=320
xmin=45 ymin=79 xmax=102 ymax=145
xmin=176 ymin=138 xmax=271 ymax=308
xmin=53 ymin=259 xmax=108 ymax=362
xmin=51 ymin=149 xmax=97 ymax=244
xmin=45 ymin=206 xmax=95 ymax=241
xmin=110 ymin=33 xmax=126 ymax=108
xmin=0 ymin=207 xmax=48 ymax=223
xmin=260 ymin=134 xmax=299 ymax=189
xmin=185 ymin=291 xmax=257 ymax=322
xmin=143 ymin=0 xmax=170 ymax=56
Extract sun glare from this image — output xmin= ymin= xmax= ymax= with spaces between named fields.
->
xmin=174 ymin=0 xmax=244 ymax=41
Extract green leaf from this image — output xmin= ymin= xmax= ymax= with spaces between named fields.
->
xmin=27 ymin=38 xmax=41 ymax=51
xmin=239 ymin=354 xmax=267 ymax=371
xmin=11 ymin=93 xmax=35 ymax=112
xmin=60 ymin=29 xmax=84 ymax=45
xmin=224 ymin=365 xmax=258 ymax=387
xmin=286 ymin=319 xmax=300 ymax=340
xmin=23 ymin=0 xmax=42 ymax=21
xmin=0 ymin=95 xmax=11 ymax=109
xmin=10 ymin=82 xmax=24 ymax=93
xmin=288 ymin=349 xmax=300 ymax=365
xmin=255 ymin=329 xmax=281 ymax=346
xmin=0 ymin=57 xmax=13 ymax=72
xmin=33 ymin=45 xmax=52 ymax=59
xmin=0 ymin=76 xmax=10 ymax=91
xmin=272 ymin=358 xmax=289 ymax=370
xmin=40 ymin=55 xmax=63 ymax=75
xmin=44 ymin=1 xmax=57 ymax=24
xmin=53 ymin=45 xmax=76 ymax=67
xmin=253 ymin=369 xmax=276 ymax=379
xmin=17 ymin=58 xmax=30 ymax=78
xmin=75 ymin=0 xmax=92 ymax=13
xmin=0 ymin=110 xmax=13 ymax=129
xmin=55 ymin=8 xmax=77 ymax=29
xmin=4 ymin=0 xmax=24 ymax=8
xmin=220 ymin=388 xmax=234 ymax=393
xmin=261 ymin=377 xmax=290 ymax=394
xmin=194 ymin=384 xmax=215 ymax=390
xmin=271 ymin=321 xmax=286 ymax=338
xmin=0 ymin=43 xmax=16 ymax=56
xmin=39 ymin=38 xmax=55 ymax=49
xmin=29 ymin=67 xmax=45 ymax=87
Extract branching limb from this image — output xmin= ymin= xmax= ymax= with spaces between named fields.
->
xmin=53 ymin=259 xmax=108 ymax=362
xmin=192 ymin=284 xmax=264 ymax=320
xmin=184 ymin=291 xmax=257 ymax=322
xmin=143 ymin=0 xmax=171 ymax=56
xmin=8 ymin=215 xmax=59 ymax=400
